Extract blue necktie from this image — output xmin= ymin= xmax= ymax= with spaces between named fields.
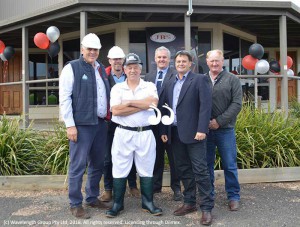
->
xmin=156 ymin=71 xmax=163 ymax=92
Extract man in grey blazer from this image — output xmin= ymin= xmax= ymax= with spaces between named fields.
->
xmin=144 ymin=46 xmax=182 ymax=201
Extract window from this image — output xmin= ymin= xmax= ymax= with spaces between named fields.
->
xmin=129 ymin=31 xmax=147 ymax=75
xmin=198 ymin=31 xmax=211 ymax=74
xmin=98 ymin=33 xmax=115 ymax=67
xmin=223 ymin=33 xmax=240 ymax=73
xmin=63 ymin=33 xmax=115 ymax=68
xmin=63 ymin=39 xmax=80 ymax=65
xmin=223 ymin=32 xmax=269 ymax=101
xmin=29 ymin=54 xmax=59 ymax=105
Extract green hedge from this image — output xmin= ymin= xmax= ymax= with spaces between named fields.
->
xmin=1 ymin=102 xmax=300 ymax=175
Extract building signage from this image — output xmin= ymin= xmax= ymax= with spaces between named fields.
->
xmin=146 ymin=27 xmax=198 ymax=72
xmin=150 ymin=32 xmax=176 ymax=43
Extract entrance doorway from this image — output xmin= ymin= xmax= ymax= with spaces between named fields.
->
xmin=0 ymin=53 xmax=22 ymax=115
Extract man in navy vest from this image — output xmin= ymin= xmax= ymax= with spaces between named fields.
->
xmin=59 ymin=33 xmax=111 ymax=219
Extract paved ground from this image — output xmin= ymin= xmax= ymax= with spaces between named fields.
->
xmin=1 ymin=182 xmax=300 ymax=227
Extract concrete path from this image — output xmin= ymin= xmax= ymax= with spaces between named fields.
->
xmin=1 ymin=182 xmax=300 ymax=227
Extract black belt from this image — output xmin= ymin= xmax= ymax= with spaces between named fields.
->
xmin=118 ymin=125 xmax=152 ymax=132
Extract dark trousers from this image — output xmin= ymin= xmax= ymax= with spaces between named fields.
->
xmin=68 ymin=118 xmax=107 ymax=207
xmin=103 ymin=122 xmax=137 ymax=190
xmin=152 ymin=125 xmax=181 ymax=193
xmin=171 ymin=127 xmax=214 ymax=211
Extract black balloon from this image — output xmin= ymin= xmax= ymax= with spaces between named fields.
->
xmin=249 ymin=43 xmax=264 ymax=59
xmin=48 ymin=42 xmax=60 ymax=58
xmin=269 ymin=60 xmax=280 ymax=73
xmin=3 ymin=46 xmax=15 ymax=60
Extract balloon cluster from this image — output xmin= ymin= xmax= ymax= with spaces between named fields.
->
xmin=270 ymin=56 xmax=294 ymax=76
xmin=242 ymin=43 xmax=269 ymax=74
xmin=34 ymin=26 xmax=61 ymax=58
xmin=0 ymin=40 xmax=15 ymax=62
xmin=242 ymin=43 xmax=294 ymax=76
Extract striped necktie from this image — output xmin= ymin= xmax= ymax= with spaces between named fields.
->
xmin=156 ymin=70 xmax=163 ymax=92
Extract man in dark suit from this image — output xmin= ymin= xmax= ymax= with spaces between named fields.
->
xmin=161 ymin=51 xmax=214 ymax=226
xmin=100 ymin=46 xmax=139 ymax=202
xmin=144 ymin=46 xmax=182 ymax=201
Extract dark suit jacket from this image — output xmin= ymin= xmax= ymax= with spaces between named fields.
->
xmin=145 ymin=68 xmax=176 ymax=139
xmin=144 ymin=67 xmax=176 ymax=108
xmin=162 ymin=71 xmax=212 ymax=144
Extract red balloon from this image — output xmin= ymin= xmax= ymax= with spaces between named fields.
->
xmin=0 ymin=40 xmax=5 ymax=53
xmin=242 ymin=55 xmax=258 ymax=70
xmin=287 ymin=56 xmax=293 ymax=69
xmin=34 ymin=32 xmax=50 ymax=49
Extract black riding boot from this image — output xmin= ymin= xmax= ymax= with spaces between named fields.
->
xmin=140 ymin=177 xmax=162 ymax=216
xmin=105 ymin=178 xmax=126 ymax=218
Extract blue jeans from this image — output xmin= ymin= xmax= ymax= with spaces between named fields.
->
xmin=206 ymin=128 xmax=240 ymax=201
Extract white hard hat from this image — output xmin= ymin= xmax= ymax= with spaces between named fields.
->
xmin=81 ymin=33 xmax=101 ymax=49
xmin=107 ymin=46 xmax=125 ymax=59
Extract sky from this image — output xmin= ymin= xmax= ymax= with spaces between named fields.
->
xmin=255 ymin=0 xmax=300 ymax=7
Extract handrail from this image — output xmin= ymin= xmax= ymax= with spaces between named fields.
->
xmin=0 ymin=74 xmax=299 ymax=87
xmin=0 ymin=78 xmax=59 ymax=86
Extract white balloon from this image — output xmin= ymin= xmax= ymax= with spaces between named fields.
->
xmin=148 ymin=104 xmax=161 ymax=125
xmin=287 ymin=69 xmax=294 ymax=77
xmin=161 ymin=104 xmax=175 ymax=125
xmin=0 ymin=53 xmax=7 ymax=61
xmin=255 ymin=59 xmax=269 ymax=74
xmin=46 ymin=26 xmax=60 ymax=43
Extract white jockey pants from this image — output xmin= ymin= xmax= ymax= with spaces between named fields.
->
xmin=111 ymin=127 xmax=156 ymax=178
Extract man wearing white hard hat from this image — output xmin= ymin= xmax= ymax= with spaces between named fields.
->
xmin=59 ymin=33 xmax=111 ymax=219
xmin=101 ymin=46 xmax=140 ymax=202
xmin=106 ymin=53 xmax=162 ymax=218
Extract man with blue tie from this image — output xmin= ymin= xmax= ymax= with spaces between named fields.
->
xmin=161 ymin=51 xmax=214 ymax=225
xmin=144 ymin=46 xmax=182 ymax=201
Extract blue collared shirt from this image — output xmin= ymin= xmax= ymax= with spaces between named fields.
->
xmin=155 ymin=67 xmax=168 ymax=87
xmin=172 ymin=71 xmax=189 ymax=125
xmin=113 ymin=72 xmax=126 ymax=84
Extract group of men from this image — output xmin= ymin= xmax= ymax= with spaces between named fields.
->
xmin=59 ymin=33 xmax=242 ymax=226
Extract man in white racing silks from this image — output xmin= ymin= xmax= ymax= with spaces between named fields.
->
xmin=106 ymin=53 xmax=162 ymax=218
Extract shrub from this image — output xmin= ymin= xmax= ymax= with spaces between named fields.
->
xmin=0 ymin=115 xmax=46 ymax=175
xmin=42 ymin=121 xmax=69 ymax=175
xmin=289 ymin=98 xmax=300 ymax=118
xmin=233 ymin=102 xmax=300 ymax=169
xmin=2 ymin=101 xmax=300 ymax=176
